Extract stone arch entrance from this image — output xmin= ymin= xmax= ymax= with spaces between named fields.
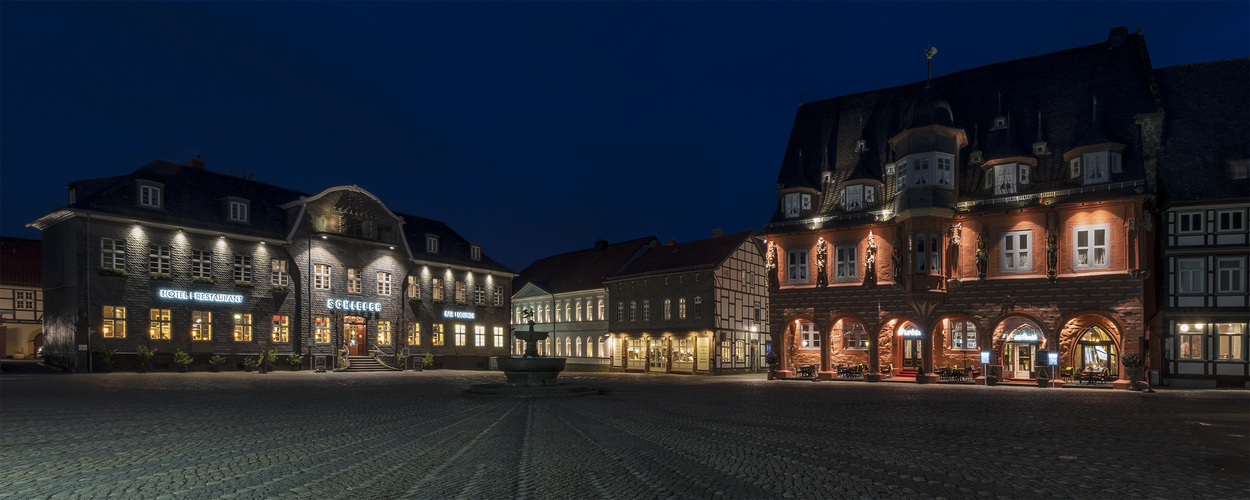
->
xmin=992 ymin=316 xmax=1048 ymax=379
xmin=1058 ymin=313 xmax=1123 ymax=378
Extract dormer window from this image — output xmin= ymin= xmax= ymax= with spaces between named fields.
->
xmin=137 ymin=181 xmax=163 ymax=208
xmin=801 ymin=194 xmax=811 ymax=210
xmin=783 ymin=192 xmax=811 ymax=218
xmin=898 ymin=153 xmax=955 ymax=190
xmin=229 ymin=200 xmax=249 ymax=223
xmin=470 ymin=244 xmax=481 ymax=261
xmin=842 ymin=185 xmax=863 ymax=211
xmin=936 ymin=156 xmax=953 ymax=185
xmin=1033 ymin=142 xmax=1049 ymax=155
xmin=986 ymin=162 xmax=1031 ymax=195
xmin=68 ymin=186 xmax=76 ymax=205
xmin=426 ymin=235 xmax=439 ymax=254
xmin=1067 ymin=149 xmax=1123 ymax=185
xmin=992 ymin=116 xmax=1008 ymax=130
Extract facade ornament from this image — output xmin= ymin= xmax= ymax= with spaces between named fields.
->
xmin=975 ymin=226 xmax=988 ymax=281
xmin=815 ymin=237 xmax=828 ymax=289
xmin=1046 ymin=234 xmax=1059 ymax=284
xmin=864 ymin=231 xmax=877 ymax=287
xmin=891 ymin=225 xmax=905 ymax=287
xmin=949 ymin=222 xmax=962 ymax=248
xmin=766 ymin=241 xmax=779 ymax=288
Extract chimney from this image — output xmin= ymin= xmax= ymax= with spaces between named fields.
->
xmin=667 ymin=238 xmax=677 ymax=246
xmin=187 ymin=155 xmax=205 ymax=170
xmin=712 ymin=228 xmax=723 ymax=238
xmin=594 ymin=239 xmax=608 ymax=251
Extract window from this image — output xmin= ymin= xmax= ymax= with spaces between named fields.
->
xmin=835 ymin=245 xmax=857 ymax=280
xmin=1178 ymin=258 xmax=1204 ymax=294
xmin=347 ymin=269 xmax=361 ymax=293
xmin=474 ymin=284 xmax=485 ymax=304
xmin=694 ymin=297 xmax=703 ymax=318
xmin=597 ymin=299 xmax=604 ymax=321
xmin=315 ymin=264 xmax=331 ymax=289
xmin=787 ymin=249 xmax=808 ymax=283
xmin=1069 ymin=158 xmax=1081 ymax=179
xmin=494 ymin=286 xmax=504 ymax=306
xmin=233 ymin=313 xmax=252 ymax=341
xmin=800 ymin=321 xmax=819 ymax=349
xmin=101 ymin=238 xmax=125 ymax=270
xmin=896 ymin=160 xmax=908 ymax=190
xmin=102 ymin=306 xmax=126 ymax=338
xmin=801 ymin=194 xmax=811 ymax=210
xmin=1178 ymin=212 xmax=1204 ymax=234
xmin=1218 ymin=258 xmax=1245 ymax=293
xmin=734 ymin=340 xmax=745 ymax=362
xmin=936 ymin=156 xmax=953 ymax=185
xmin=842 ymin=185 xmax=863 ymax=211
xmin=1176 ymin=324 xmax=1202 ymax=359
xmin=315 ymin=317 xmax=331 ymax=343
xmin=470 ymin=244 xmax=481 ymax=260
xmin=864 ymin=186 xmax=875 ymax=204
xmin=1001 ymin=231 xmax=1031 ymax=272
xmin=191 ymin=311 xmax=212 ymax=341
xmin=721 ymin=340 xmax=731 ymax=361
xmin=234 ymin=254 xmax=252 ymax=284
xmin=564 ymin=301 xmax=571 ymax=321
xmin=407 ymin=323 xmax=420 ymax=345
xmin=426 ymin=235 xmax=439 ymax=253
xmin=432 ymin=324 xmax=444 ymax=346
xmin=192 ymin=250 xmax=212 ymax=280
xmin=455 ymin=281 xmax=466 ymax=302
xmin=585 ymin=300 xmax=593 ymax=321
xmin=272 ymin=315 xmax=289 ymax=342
xmin=14 ymin=290 xmax=34 ymax=310
xmin=408 ymin=276 xmax=420 ymax=299
xmin=149 ymin=309 xmax=171 ymax=340
xmin=474 ymin=326 xmax=485 ymax=347
xmin=271 ymin=259 xmax=288 ymax=287
xmin=376 ymin=320 xmax=391 ymax=345
xmin=993 ymin=164 xmax=1019 ymax=195
xmin=494 ymin=327 xmax=504 ymax=347
xmin=149 ymin=244 xmax=170 ymax=275
xmin=1219 ymin=211 xmax=1245 ymax=232
xmin=843 ymin=322 xmax=868 ymax=349
xmin=679 ymin=298 xmax=687 ymax=319
xmin=1073 ymin=225 xmax=1110 ymax=270
xmin=139 ymin=184 xmax=161 ymax=208
xmin=911 ymin=157 xmax=931 ymax=186
xmin=1082 ymin=152 xmax=1108 ymax=184
xmin=629 ymin=301 xmax=636 ymax=321
xmin=1216 ymin=323 xmax=1246 ymax=361
xmin=432 ymin=278 xmax=444 ymax=301
xmin=784 ymin=193 xmax=801 ymax=218
xmin=949 ymin=320 xmax=978 ymax=350
xmin=454 ymin=324 xmax=466 ymax=346
xmin=378 ymin=272 xmax=392 ymax=295
xmin=915 ymin=235 xmax=926 ymax=273
xmin=229 ymin=201 xmax=248 ymax=222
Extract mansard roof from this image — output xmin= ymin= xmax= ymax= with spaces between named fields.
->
xmin=398 ymin=212 xmax=513 ymax=274
xmin=1153 ymin=57 xmax=1250 ymax=203
xmin=513 ymin=236 xmax=658 ymax=295
xmin=767 ymin=28 xmax=1160 ymax=231
xmin=608 ymin=231 xmax=757 ymax=279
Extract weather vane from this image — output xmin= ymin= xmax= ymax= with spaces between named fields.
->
xmin=925 ymin=46 xmax=938 ymax=85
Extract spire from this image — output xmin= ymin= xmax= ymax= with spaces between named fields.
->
xmin=1035 ymin=112 xmax=1045 ymax=143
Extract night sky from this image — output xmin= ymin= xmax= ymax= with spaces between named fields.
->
xmin=3 ymin=2 xmax=1247 ymax=271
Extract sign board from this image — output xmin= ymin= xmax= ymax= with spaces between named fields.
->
xmin=442 ymin=310 xmax=476 ymax=320
xmin=1037 ymin=350 xmax=1050 ymax=365
xmin=326 ymin=299 xmax=381 ymax=312
xmin=1047 ymin=351 xmax=1059 ymax=367
xmin=980 ymin=350 xmax=991 ymax=365
xmin=159 ymin=289 xmax=245 ymax=304
xmin=78 ymin=344 xmax=88 ymax=351
xmin=696 ymin=337 xmax=711 ymax=371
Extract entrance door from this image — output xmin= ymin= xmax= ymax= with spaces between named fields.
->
xmin=344 ymin=321 xmax=367 ymax=356
xmin=648 ymin=338 xmax=668 ymax=372
xmin=1005 ymin=343 xmax=1036 ymax=378
xmin=901 ymin=338 xmax=922 ymax=368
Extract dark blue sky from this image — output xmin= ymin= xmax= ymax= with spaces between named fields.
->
xmin=3 ymin=2 xmax=1247 ymax=271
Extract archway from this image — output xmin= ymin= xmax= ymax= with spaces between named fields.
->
xmin=993 ymin=316 xmax=1047 ymax=379
xmin=1075 ymin=326 xmax=1118 ymax=377
xmin=897 ymin=322 xmax=923 ymax=369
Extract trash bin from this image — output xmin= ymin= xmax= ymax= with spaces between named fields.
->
xmin=1150 ymin=369 xmax=1159 ymax=386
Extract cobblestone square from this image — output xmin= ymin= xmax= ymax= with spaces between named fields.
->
xmin=2 ymin=369 xmax=1246 ymax=499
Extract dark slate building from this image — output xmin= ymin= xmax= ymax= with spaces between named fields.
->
xmin=29 ymin=159 xmax=514 ymax=371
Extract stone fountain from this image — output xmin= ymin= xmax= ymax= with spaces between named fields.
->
xmin=466 ymin=309 xmax=596 ymax=397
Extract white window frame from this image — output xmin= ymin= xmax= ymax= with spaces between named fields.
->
xmin=800 ymin=321 xmax=819 ymax=349
xmin=229 ymin=201 xmax=249 ymax=222
xmin=1001 ymin=230 xmax=1031 ymax=273
xmin=474 ymin=326 xmax=486 ymax=347
xmin=843 ymin=185 xmax=863 ymax=211
xmin=474 ymin=283 xmax=485 ymax=304
xmin=949 ymin=320 xmax=978 ymax=350
xmin=642 ymin=300 xmax=650 ymax=321
xmin=149 ymin=244 xmax=170 ymax=275
xmin=911 ymin=156 xmax=931 ymax=186
xmin=1218 ymin=210 xmax=1245 ymax=233
xmin=377 ymin=271 xmax=392 ymax=295
xmin=233 ymin=254 xmax=252 ymax=284
xmin=494 ymin=286 xmax=504 ymax=306
xmin=993 ymin=163 xmax=1018 ymax=195
xmin=139 ymin=184 xmax=162 ymax=208
xmin=801 ymin=194 xmax=811 ymax=210
xmin=426 ymin=235 xmax=439 ymax=253
xmin=1072 ymin=225 xmax=1110 ymax=270
xmin=101 ymin=237 xmax=125 ymax=270
xmin=664 ymin=299 xmax=672 ymax=320
xmin=896 ymin=160 xmax=908 ymax=191
xmin=787 ymin=249 xmax=808 ymax=284
xmin=1082 ymin=152 xmax=1108 ymax=184
xmin=470 ymin=245 xmax=481 ymax=261
xmin=1069 ymin=158 xmax=1081 ymax=179
xmin=13 ymin=290 xmax=35 ymax=310
xmin=864 ymin=185 xmax=875 ymax=204
xmin=494 ymin=327 xmax=505 ymax=348
xmin=936 ymin=155 xmax=954 ymax=186
xmin=1177 ymin=212 xmax=1204 ymax=234
xmin=915 ymin=235 xmax=927 ymax=273
xmin=1177 ymin=258 xmax=1204 ymax=294
xmin=347 ymin=268 xmax=361 ymax=293
xmin=843 ymin=322 xmax=868 ymax=350
xmin=271 ymin=259 xmax=288 ymax=287
xmin=834 ymin=244 xmax=857 ymax=280
xmin=784 ymin=193 xmax=801 ymax=218
xmin=1217 ymin=257 xmax=1244 ymax=294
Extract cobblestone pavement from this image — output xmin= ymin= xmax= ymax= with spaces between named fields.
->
xmin=2 ymin=369 xmax=1247 ymax=499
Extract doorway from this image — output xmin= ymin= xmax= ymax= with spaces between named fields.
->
xmin=1003 ymin=342 xmax=1037 ymax=378
xmin=648 ymin=338 xmax=668 ymax=372
xmin=344 ymin=316 xmax=367 ymax=356
xmin=899 ymin=323 xmax=923 ymax=368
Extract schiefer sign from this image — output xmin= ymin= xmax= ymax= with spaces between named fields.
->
xmin=326 ymin=299 xmax=382 ymax=313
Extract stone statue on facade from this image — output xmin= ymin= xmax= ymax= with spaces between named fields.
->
xmin=767 ymin=241 xmax=779 ymax=288
xmin=975 ymin=229 xmax=988 ymax=281
xmin=815 ymin=237 xmax=828 ymax=289
xmin=864 ymin=232 xmax=877 ymax=287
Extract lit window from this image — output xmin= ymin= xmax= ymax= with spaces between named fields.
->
xmin=721 ymin=340 xmax=730 ymax=361
xmin=432 ymin=324 xmax=444 ymax=346
xmin=1177 ymin=258 xmax=1204 ymax=294
xmin=233 ymin=254 xmax=252 ymax=284
xmin=315 ymin=317 xmax=331 ymax=343
xmin=1176 ymin=323 xmax=1203 ymax=359
xmin=149 ymin=309 xmax=171 ymax=340
xmin=694 ymin=297 xmax=702 ymax=319
xmin=454 ymin=324 xmax=466 ymax=346
xmin=799 ymin=321 xmax=819 ymax=349
xmin=426 ymin=235 xmax=439 ymax=253
xmin=843 ymin=322 xmax=868 ymax=349
xmin=474 ymin=283 xmax=485 ymax=304
xmin=377 ymin=271 xmax=392 ymax=295
xmin=734 ymin=340 xmax=745 ymax=361
xmin=377 ymin=320 xmax=391 ymax=345
xmin=1216 ymin=323 xmax=1246 ymax=361
xmin=191 ymin=311 xmax=212 ymax=341
xmin=585 ymin=300 xmax=593 ymax=321
xmin=408 ymin=276 xmax=420 ymax=299
xmin=493 ymin=327 xmax=504 ymax=347
xmin=787 ymin=249 xmax=808 ymax=283
xmin=229 ymin=201 xmax=248 ymax=222
xmin=139 ymin=184 xmax=161 ymax=208
xmin=101 ymin=238 xmax=125 ymax=271
xmin=14 ymin=290 xmax=35 ymax=310
xmin=617 ymin=302 xmax=624 ymax=322
xmin=629 ymin=301 xmax=636 ymax=321
xmin=233 ymin=313 xmax=253 ymax=341
xmin=597 ymin=299 xmax=604 ymax=321
xmin=664 ymin=299 xmax=672 ymax=320
xmin=314 ymin=264 xmax=331 ymax=290
xmin=271 ymin=259 xmax=288 ymax=287
xmin=642 ymin=300 xmax=650 ymax=321
xmin=949 ymin=320 xmax=978 ymax=350
xmin=835 ymin=244 xmax=857 ymax=280
xmin=1218 ymin=211 xmax=1245 ymax=232
xmin=272 ymin=315 xmax=289 ymax=342
xmin=1178 ymin=212 xmax=1204 ymax=234
xmin=431 ymin=278 xmax=444 ymax=301
xmin=1073 ymin=225 xmax=1110 ymax=270
xmin=474 ymin=326 xmax=485 ymax=347
xmin=192 ymin=250 xmax=212 ymax=280
xmin=470 ymin=245 xmax=481 ymax=260
xmin=1001 ymin=230 xmax=1031 ymax=273
xmin=679 ymin=298 xmax=687 ymax=319
xmin=494 ymin=286 xmax=504 ymax=306
xmin=102 ymin=306 xmax=126 ymax=338
xmin=1217 ymin=258 xmax=1245 ymax=293
xmin=348 ymin=269 xmax=361 ymax=293
xmin=149 ymin=244 xmax=170 ymax=275
xmin=455 ymin=281 xmax=466 ymax=303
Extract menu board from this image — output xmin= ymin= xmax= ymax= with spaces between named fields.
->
xmin=696 ymin=337 xmax=710 ymax=371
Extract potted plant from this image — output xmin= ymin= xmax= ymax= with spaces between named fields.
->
xmin=1122 ymin=353 xmax=1144 ymax=390
xmin=208 ymin=354 xmax=227 ymax=372
xmin=173 ymin=349 xmax=193 ymax=372
xmin=915 ymin=364 xmax=928 ymax=384
xmin=287 ymin=353 xmax=304 ymax=371
xmin=765 ymin=351 xmax=780 ymax=379
xmin=395 ymin=349 xmax=408 ymax=371
xmin=422 ymin=353 xmax=434 ymax=370
xmin=135 ymin=346 xmax=156 ymax=373
xmin=986 ymin=365 xmax=1000 ymax=386
xmin=265 ymin=350 xmax=279 ymax=372
xmin=1036 ymin=367 xmax=1050 ymax=387
xmin=242 ymin=357 xmax=257 ymax=372
xmin=96 ymin=346 xmax=116 ymax=372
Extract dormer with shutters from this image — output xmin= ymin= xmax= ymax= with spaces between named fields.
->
xmin=1065 ymin=97 xmax=1126 ymax=185
xmin=838 ymin=139 xmax=884 ymax=212
xmin=979 ymin=109 xmax=1035 ymax=196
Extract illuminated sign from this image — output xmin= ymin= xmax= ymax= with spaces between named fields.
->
xmin=980 ymin=351 xmax=991 ymax=364
xmin=326 ymin=299 xmax=381 ymax=312
xmin=899 ymin=326 xmax=922 ymax=338
xmin=443 ymin=310 xmax=475 ymax=320
xmin=158 ymin=289 xmax=244 ymax=304
xmin=1007 ymin=331 xmax=1040 ymax=342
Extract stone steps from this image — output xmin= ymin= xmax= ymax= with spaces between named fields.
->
xmin=345 ymin=356 xmax=395 ymax=372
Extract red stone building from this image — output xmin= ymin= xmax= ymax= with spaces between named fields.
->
xmin=761 ymin=28 xmax=1165 ymax=387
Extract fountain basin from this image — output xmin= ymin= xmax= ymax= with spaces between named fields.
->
xmin=497 ymin=357 xmax=566 ymax=386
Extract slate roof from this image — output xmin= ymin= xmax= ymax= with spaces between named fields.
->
xmin=609 ymin=231 xmax=756 ymax=280
xmin=0 ymin=237 xmax=41 ymax=287
xmin=766 ymin=28 xmax=1160 ymax=232
xmin=513 ymin=237 xmax=657 ymax=294
xmin=1153 ymin=57 xmax=1250 ymax=203
xmin=398 ymin=212 xmax=512 ymax=273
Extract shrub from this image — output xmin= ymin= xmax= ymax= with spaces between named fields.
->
xmin=1121 ymin=353 xmax=1144 ymax=368
xmin=209 ymin=355 xmax=227 ymax=367
xmin=266 ymin=350 xmax=279 ymax=365
xmin=422 ymin=353 xmax=434 ymax=369
xmin=135 ymin=346 xmax=157 ymax=369
xmin=96 ymin=346 xmax=116 ymax=368
xmin=242 ymin=358 xmax=257 ymax=368
xmin=173 ymin=350 xmax=193 ymax=367
xmin=287 ymin=353 xmax=304 ymax=368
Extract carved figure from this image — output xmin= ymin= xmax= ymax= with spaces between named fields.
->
xmin=816 ymin=237 xmax=828 ymax=289
xmin=975 ymin=231 xmax=988 ymax=281
xmin=766 ymin=242 xmax=779 ymax=288
xmin=864 ymin=233 xmax=877 ymax=287
xmin=1046 ymin=234 xmax=1059 ymax=283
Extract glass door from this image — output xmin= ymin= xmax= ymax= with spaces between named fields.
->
xmin=1005 ymin=343 xmax=1036 ymax=378
xmin=902 ymin=339 xmax=922 ymax=368
xmin=648 ymin=338 xmax=668 ymax=372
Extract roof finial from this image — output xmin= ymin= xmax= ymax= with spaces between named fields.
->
xmin=925 ymin=46 xmax=938 ymax=86
xmin=1036 ymin=111 xmax=1045 ymax=142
